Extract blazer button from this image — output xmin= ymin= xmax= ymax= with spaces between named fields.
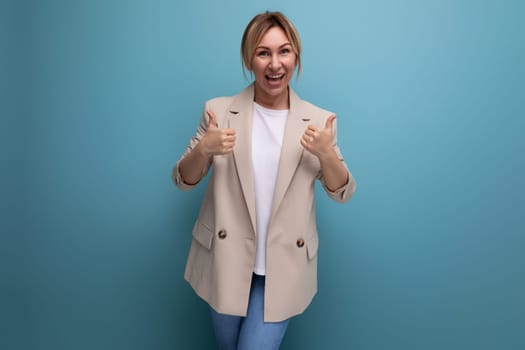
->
xmin=296 ymin=238 xmax=305 ymax=248
xmin=218 ymin=229 xmax=227 ymax=239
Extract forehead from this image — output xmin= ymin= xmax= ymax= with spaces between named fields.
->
xmin=257 ymin=26 xmax=290 ymax=47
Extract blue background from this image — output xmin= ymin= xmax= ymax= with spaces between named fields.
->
xmin=2 ymin=0 xmax=524 ymax=349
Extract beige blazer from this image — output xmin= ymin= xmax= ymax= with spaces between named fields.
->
xmin=173 ymin=84 xmax=356 ymax=322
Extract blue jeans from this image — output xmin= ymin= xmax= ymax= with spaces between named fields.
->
xmin=210 ymin=274 xmax=290 ymax=350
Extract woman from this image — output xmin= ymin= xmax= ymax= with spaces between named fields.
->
xmin=173 ymin=11 xmax=356 ymax=349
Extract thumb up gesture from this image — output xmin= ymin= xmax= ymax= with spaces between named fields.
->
xmin=200 ymin=111 xmax=236 ymax=156
xmin=300 ymin=115 xmax=336 ymax=159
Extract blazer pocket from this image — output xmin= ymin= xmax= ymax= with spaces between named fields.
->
xmin=192 ymin=221 xmax=214 ymax=250
xmin=306 ymin=234 xmax=319 ymax=260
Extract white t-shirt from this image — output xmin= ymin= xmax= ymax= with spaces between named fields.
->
xmin=251 ymin=102 xmax=288 ymax=275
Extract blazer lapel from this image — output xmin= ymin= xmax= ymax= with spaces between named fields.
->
xmin=270 ymin=88 xmax=309 ymax=220
xmin=228 ymin=85 xmax=257 ymax=236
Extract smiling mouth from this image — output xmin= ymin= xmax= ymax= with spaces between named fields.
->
xmin=266 ymin=74 xmax=285 ymax=81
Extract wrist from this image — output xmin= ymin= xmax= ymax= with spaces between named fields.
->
xmin=196 ymin=140 xmax=210 ymax=158
xmin=317 ymin=146 xmax=337 ymax=163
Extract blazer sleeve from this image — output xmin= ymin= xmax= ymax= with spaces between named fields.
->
xmin=172 ymin=103 xmax=213 ymax=191
xmin=317 ymin=118 xmax=357 ymax=203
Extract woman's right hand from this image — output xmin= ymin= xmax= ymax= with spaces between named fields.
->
xmin=198 ymin=111 xmax=237 ymax=157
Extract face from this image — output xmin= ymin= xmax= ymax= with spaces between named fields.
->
xmin=251 ymin=26 xmax=297 ymax=108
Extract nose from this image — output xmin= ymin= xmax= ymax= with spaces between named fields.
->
xmin=269 ymin=53 xmax=281 ymax=70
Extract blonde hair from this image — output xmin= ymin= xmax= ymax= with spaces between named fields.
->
xmin=241 ymin=11 xmax=302 ymax=77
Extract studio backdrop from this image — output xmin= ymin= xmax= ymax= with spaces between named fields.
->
xmin=2 ymin=0 xmax=524 ymax=349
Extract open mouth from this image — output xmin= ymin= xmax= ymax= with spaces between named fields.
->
xmin=266 ymin=74 xmax=285 ymax=81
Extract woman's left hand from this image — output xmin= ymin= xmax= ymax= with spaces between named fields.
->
xmin=300 ymin=115 xmax=336 ymax=159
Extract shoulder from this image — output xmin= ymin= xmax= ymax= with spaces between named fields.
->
xmin=205 ymin=95 xmax=236 ymax=111
xmin=204 ymin=85 xmax=254 ymax=113
xmin=300 ymin=99 xmax=334 ymax=118
xmin=292 ymin=90 xmax=334 ymax=124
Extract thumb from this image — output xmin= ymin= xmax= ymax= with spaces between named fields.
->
xmin=325 ymin=114 xmax=336 ymax=130
xmin=206 ymin=110 xmax=218 ymax=129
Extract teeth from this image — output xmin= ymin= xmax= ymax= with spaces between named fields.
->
xmin=268 ymin=74 xmax=283 ymax=79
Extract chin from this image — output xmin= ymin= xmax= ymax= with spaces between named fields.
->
xmin=254 ymin=78 xmax=290 ymax=101
xmin=263 ymin=83 xmax=289 ymax=95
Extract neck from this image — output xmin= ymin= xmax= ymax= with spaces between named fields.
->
xmin=254 ymin=85 xmax=289 ymax=110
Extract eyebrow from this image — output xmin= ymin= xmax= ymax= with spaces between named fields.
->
xmin=255 ymin=42 xmax=292 ymax=50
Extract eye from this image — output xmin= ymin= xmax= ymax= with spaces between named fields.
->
xmin=280 ymin=47 xmax=291 ymax=55
xmin=256 ymin=50 xmax=270 ymax=57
